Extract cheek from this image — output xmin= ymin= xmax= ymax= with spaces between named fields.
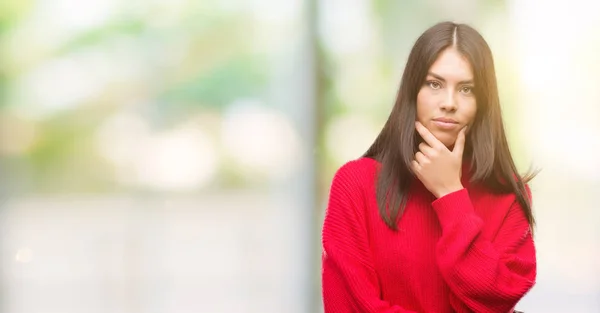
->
xmin=464 ymin=99 xmax=477 ymax=124
xmin=416 ymin=90 xmax=432 ymax=120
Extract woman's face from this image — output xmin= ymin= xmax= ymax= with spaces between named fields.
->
xmin=416 ymin=48 xmax=477 ymax=148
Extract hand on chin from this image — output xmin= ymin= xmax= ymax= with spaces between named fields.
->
xmin=427 ymin=129 xmax=456 ymax=149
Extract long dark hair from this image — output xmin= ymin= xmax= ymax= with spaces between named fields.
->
xmin=364 ymin=21 xmax=536 ymax=231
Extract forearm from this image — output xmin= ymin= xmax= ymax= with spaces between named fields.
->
xmin=432 ymin=189 xmax=536 ymax=312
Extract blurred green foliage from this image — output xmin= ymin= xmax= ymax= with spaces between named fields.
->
xmin=0 ymin=0 xmax=532 ymax=193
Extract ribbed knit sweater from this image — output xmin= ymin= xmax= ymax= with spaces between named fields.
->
xmin=321 ymin=157 xmax=536 ymax=313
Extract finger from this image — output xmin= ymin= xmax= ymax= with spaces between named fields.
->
xmin=415 ymin=121 xmax=446 ymax=150
xmin=411 ymin=160 xmax=421 ymax=174
xmin=453 ymin=126 xmax=467 ymax=156
xmin=415 ymin=151 xmax=429 ymax=165
xmin=418 ymin=142 xmax=436 ymax=158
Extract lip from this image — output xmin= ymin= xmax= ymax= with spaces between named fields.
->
xmin=432 ymin=118 xmax=459 ymax=130
xmin=432 ymin=117 xmax=458 ymax=124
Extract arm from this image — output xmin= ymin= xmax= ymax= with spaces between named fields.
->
xmin=432 ymin=189 xmax=536 ymax=313
xmin=321 ymin=166 xmax=417 ymax=313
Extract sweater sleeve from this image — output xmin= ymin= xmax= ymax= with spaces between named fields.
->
xmin=321 ymin=164 xmax=417 ymax=313
xmin=432 ymin=188 xmax=536 ymax=313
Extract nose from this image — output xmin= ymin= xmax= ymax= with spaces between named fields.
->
xmin=439 ymin=90 xmax=457 ymax=112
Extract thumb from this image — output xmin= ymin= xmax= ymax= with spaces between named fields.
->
xmin=453 ymin=126 xmax=467 ymax=156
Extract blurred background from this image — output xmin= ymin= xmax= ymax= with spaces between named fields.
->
xmin=0 ymin=0 xmax=599 ymax=312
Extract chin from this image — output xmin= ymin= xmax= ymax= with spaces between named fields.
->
xmin=432 ymin=132 xmax=455 ymax=148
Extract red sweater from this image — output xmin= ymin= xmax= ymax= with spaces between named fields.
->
xmin=321 ymin=157 xmax=536 ymax=313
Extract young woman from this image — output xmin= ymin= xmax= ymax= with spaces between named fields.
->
xmin=321 ymin=21 xmax=536 ymax=313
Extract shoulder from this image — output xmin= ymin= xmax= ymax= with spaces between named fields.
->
xmin=468 ymin=181 xmax=533 ymax=224
xmin=470 ymin=173 xmax=533 ymax=202
xmin=327 ymin=157 xmax=378 ymax=200
xmin=469 ymin=184 xmax=521 ymax=207
xmin=325 ymin=158 xmax=378 ymax=222
xmin=334 ymin=156 xmax=379 ymax=176
xmin=331 ymin=157 xmax=379 ymax=188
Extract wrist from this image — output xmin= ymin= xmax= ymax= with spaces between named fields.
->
xmin=435 ymin=184 xmax=464 ymax=198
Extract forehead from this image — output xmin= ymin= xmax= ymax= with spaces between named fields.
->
xmin=428 ymin=48 xmax=473 ymax=81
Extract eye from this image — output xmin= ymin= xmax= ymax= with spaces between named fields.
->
xmin=460 ymin=86 xmax=474 ymax=94
xmin=426 ymin=80 xmax=442 ymax=90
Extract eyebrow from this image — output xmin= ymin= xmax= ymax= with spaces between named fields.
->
xmin=427 ymin=72 xmax=474 ymax=85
